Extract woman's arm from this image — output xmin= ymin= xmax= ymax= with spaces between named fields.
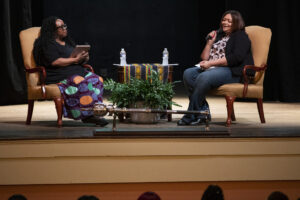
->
xmin=200 ymin=57 xmax=228 ymax=69
xmin=200 ymin=31 xmax=217 ymax=61
xmin=200 ymin=42 xmax=213 ymax=61
xmin=51 ymin=51 xmax=88 ymax=67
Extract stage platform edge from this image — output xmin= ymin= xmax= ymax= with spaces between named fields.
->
xmin=1 ymin=136 xmax=300 ymax=185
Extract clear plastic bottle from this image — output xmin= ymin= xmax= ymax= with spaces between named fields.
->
xmin=120 ymin=48 xmax=127 ymax=66
xmin=162 ymin=48 xmax=169 ymax=65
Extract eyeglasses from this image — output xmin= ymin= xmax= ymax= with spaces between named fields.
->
xmin=56 ymin=24 xmax=67 ymax=30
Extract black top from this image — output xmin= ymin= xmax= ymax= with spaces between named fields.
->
xmin=215 ymin=30 xmax=254 ymax=77
xmin=36 ymin=40 xmax=86 ymax=84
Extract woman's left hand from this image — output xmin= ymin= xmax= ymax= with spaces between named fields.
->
xmin=199 ymin=60 xmax=212 ymax=69
xmin=84 ymin=53 xmax=89 ymax=62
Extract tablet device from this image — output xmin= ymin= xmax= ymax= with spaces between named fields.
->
xmin=71 ymin=45 xmax=91 ymax=57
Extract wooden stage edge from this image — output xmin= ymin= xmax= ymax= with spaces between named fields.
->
xmin=1 ymin=137 xmax=300 ymax=185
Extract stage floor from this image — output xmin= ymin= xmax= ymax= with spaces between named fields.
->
xmin=1 ymin=96 xmax=300 ymax=140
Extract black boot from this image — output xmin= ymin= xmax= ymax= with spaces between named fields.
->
xmin=82 ymin=116 xmax=109 ymax=127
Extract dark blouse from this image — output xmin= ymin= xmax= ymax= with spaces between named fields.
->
xmin=215 ymin=30 xmax=254 ymax=77
xmin=36 ymin=40 xmax=86 ymax=84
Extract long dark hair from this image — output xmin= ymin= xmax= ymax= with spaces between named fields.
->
xmin=220 ymin=10 xmax=245 ymax=33
xmin=33 ymin=16 xmax=75 ymax=65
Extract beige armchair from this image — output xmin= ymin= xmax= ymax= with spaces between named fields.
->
xmin=19 ymin=27 xmax=95 ymax=127
xmin=210 ymin=26 xmax=272 ymax=126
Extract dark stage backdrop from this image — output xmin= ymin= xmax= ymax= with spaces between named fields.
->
xmin=41 ymin=0 xmax=202 ymax=80
xmin=1 ymin=0 xmax=300 ymax=105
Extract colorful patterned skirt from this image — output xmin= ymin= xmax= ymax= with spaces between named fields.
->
xmin=57 ymin=72 xmax=103 ymax=120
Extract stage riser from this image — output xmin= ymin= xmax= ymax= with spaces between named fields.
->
xmin=1 ymin=138 xmax=300 ymax=185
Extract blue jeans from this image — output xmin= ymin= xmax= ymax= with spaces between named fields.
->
xmin=181 ymin=66 xmax=240 ymax=122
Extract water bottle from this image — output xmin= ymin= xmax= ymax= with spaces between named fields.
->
xmin=120 ymin=48 xmax=127 ymax=66
xmin=162 ymin=48 xmax=169 ymax=65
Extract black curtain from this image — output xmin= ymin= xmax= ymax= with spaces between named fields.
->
xmin=41 ymin=0 xmax=202 ymax=81
xmin=1 ymin=0 xmax=300 ymax=105
xmin=0 ymin=0 xmax=32 ymax=105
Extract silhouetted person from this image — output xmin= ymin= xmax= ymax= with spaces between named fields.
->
xmin=137 ymin=191 xmax=161 ymax=200
xmin=78 ymin=195 xmax=99 ymax=200
xmin=8 ymin=194 xmax=27 ymax=200
xmin=268 ymin=191 xmax=289 ymax=200
xmin=201 ymin=185 xmax=224 ymax=200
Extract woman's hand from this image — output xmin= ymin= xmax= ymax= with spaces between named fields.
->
xmin=199 ymin=60 xmax=212 ymax=69
xmin=84 ymin=53 xmax=89 ymax=63
xmin=75 ymin=51 xmax=89 ymax=64
xmin=206 ymin=30 xmax=217 ymax=44
xmin=201 ymin=30 xmax=217 ymax=60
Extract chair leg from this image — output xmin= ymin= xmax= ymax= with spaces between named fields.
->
xmin=231 ymin=106 xmax=236 ymax=121
xmin=225 ymin=96 xmax=236 ymax=127
xmin=54 ymin=97 xmax=63 ymax=127
xmin=118 ymin=113 xmax=124 ymax=122
xmin=167 ymin=114 xmax=172 ymax=122
xmin=26 ymin=100 xmax=34 ymax=125
xmin=257 ymin=98 xmax=266 ymax=123
xmin=167 ymin=104 xmax=172 ymax=122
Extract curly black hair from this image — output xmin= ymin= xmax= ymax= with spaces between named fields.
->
xmin=33 ymin=16 xmax=75 ymax=65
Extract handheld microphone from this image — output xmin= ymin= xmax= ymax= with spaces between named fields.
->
xmin=205 ymin=28 xmax=222 ymax=41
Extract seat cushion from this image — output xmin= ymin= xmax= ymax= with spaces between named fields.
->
xmin=210 ymin=83 xmax=263 ymax=99
xmin=27 ymin=84 xmax=61 ymax=100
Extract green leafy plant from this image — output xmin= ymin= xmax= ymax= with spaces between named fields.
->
xmin=104 ymin=70 xmax=181 ymax=109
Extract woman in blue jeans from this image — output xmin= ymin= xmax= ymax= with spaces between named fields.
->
xmin=178 ymin=10 xmax=254 ymax=125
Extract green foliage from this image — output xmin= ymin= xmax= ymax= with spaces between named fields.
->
xmin=104 ymin=70 xmax=181 ymax=109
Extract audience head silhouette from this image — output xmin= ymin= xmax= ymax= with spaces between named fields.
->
xmin=137 ymin=191 xmax=161 ymax=200
xmin=201 ymin=185 xmax=224 ymax=200
xmin=268 ymin=191 xmax=289 ymax=200
xmin=78 ymin=195 xmax=99 ymax=200
xmin=8 ymin=194 xmax=27 ymax=200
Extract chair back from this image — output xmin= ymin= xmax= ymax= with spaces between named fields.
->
xmin=245 ymin=26 xmax=272 ymax=85
xmin=19 ymin=27 xmax=41 ymax=87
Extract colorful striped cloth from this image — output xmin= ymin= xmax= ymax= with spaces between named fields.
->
xmin=122 ymin=63 xmax=169 ymax=83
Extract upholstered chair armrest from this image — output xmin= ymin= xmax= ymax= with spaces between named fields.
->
xmin=242 ymin=64 xmax=267 ymax=97
xmin=25 ymin=66 xmax=47 ymax=99
xmin=83 ymin=64 xmax=94 ymax=73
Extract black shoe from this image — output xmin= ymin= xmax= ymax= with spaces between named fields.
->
xmin=190 ymin=118 xmax=204 ymax=126
xmin=95 ymin=118 xmax=109 ymax=126
xmin=177 ymin=119 xmax=191 ymax=126
xmin=190 ymin=116 xmax=211 ymax=125
xmin=82 ymin=116 xmax=109 ymax=127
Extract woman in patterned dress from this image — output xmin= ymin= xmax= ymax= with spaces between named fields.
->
xmin=33 ymin=16 xmax=108 ymax=126
xmin=178 ymin=10 xmax=254 ymax=126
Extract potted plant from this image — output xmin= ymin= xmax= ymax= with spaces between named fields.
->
xmin=104 ymin=70 xmax=180 ymax=123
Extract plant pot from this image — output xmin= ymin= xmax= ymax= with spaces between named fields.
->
xmin=130 ymin=101 xmax=160 ymax=124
